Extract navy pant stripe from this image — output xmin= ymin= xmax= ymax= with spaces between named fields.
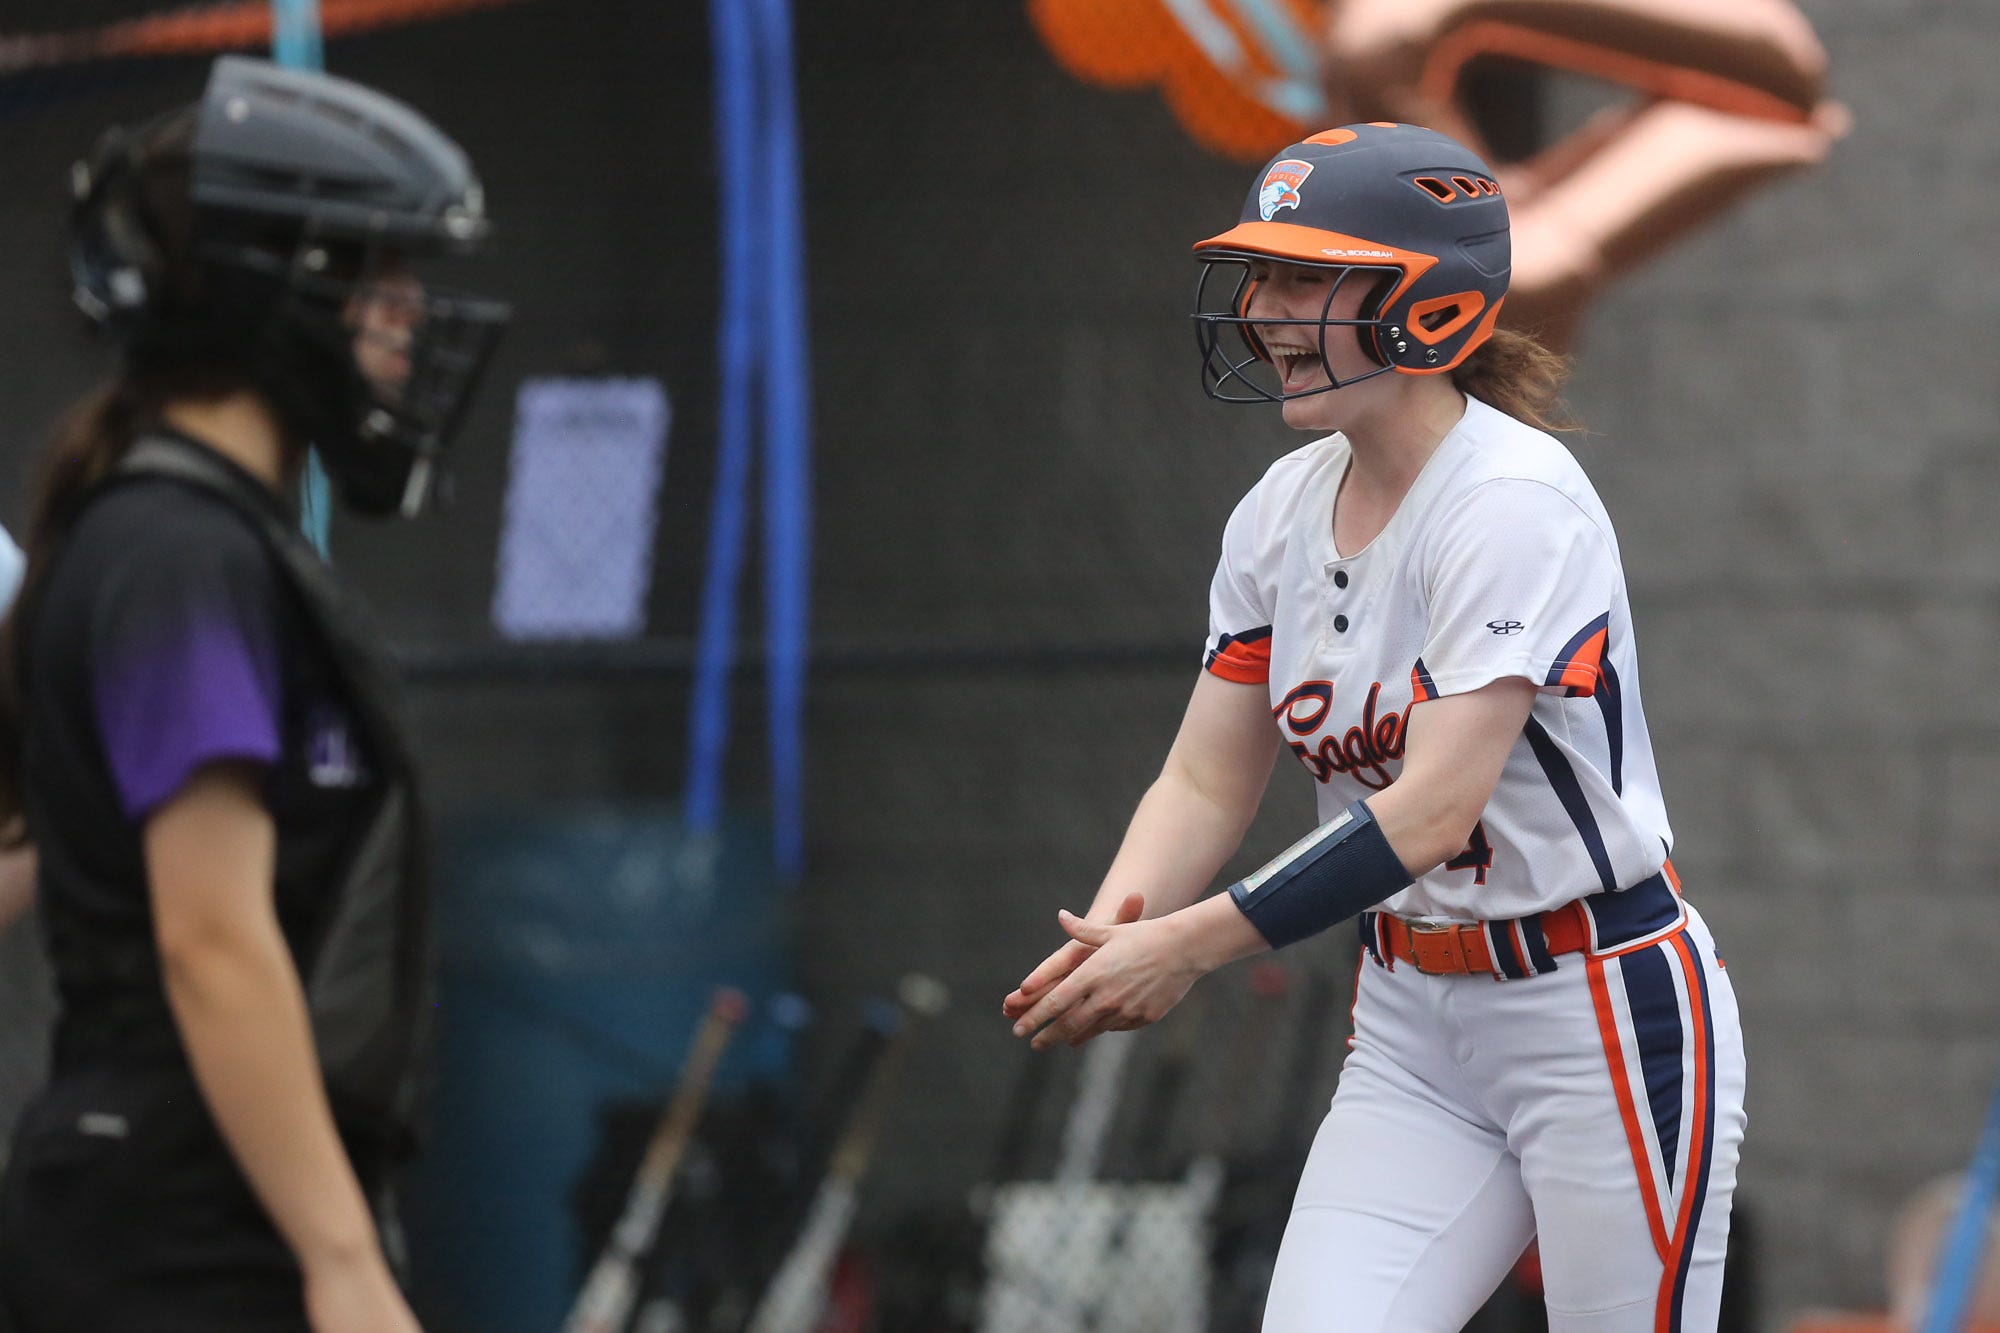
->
xmin=1618 ymin=945 xmax=1685 ymax=1184
xmin=1668 ymin=939 xmax=1719 ymax=1330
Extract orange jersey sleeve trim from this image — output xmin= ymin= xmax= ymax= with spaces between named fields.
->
xmin=1204 ymin=626 xmax=1272 ymax=684
xmin=1546 ymin=613 xmax=1611 ymax=697
xmin=1409 ymin=657 xmax=1440 ymax=703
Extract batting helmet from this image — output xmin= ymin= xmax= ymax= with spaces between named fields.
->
xmin=70 ymin=55 xmax=510 ymax=517
xmin=1193 ymin=122 xmax=1509 ymax=403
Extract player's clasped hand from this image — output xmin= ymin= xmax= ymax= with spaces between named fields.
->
xmin=1003 ymin=892 xmax=1203 ymax=1050
xmin=1003 ymin=891 xmax=1144 ymax=1024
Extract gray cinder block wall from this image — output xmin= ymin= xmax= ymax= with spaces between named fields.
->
xmin=1558 ymin=0 xmax=2000 ymax=1313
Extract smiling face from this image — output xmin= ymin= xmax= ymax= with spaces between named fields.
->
xmin=1245 ymin=260 xmax=1381 ymax=387
xmin=1237 ymin=259 xmax=1400 ymax=430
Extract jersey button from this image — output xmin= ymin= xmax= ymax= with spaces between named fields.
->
xmin=1334 ymin=615 xmax=1349 ymax=632
xmin=1334 ymin=570 xmax=1349 ymax=588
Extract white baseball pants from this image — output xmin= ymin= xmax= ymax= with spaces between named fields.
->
xmin=1262 ymin=904 xmax=1746 ymax=1332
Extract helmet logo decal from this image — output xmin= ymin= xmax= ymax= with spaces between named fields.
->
xmin=1257 ymin=159 xmax=1313 ymax=220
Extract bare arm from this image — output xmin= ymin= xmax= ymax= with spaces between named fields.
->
xmin=1010 ymin=675 xmax=1538 ymax=1048
xmin=1368 ymin=676 xmax=1537 ymax=875
xmin=147 ymin=763 xmax=418 ymax=1333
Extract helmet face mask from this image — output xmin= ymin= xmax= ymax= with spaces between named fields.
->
xmin=200 ymin=232 xmax=510 ymax=517
xmin=1194 ymin=256 xmax=1401 ymax=404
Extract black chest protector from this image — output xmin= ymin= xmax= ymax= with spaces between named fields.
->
xmin=105 ymin=434 xmax=433 ymax=1146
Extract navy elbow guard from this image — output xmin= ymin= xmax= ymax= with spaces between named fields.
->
xmin=1227 ymin=800 xmax=1414 ymax=949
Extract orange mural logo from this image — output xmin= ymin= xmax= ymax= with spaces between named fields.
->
xmin=1029 ymin=0 xmax=1848 ymax=347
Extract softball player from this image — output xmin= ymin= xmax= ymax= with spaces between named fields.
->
xmin=0 ymin=58 xmax=506 ymax=1331
xmin=1004 ymin=122 xmax=1746 ymax=1330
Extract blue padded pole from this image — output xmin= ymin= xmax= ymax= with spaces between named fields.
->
xmin=269 ymin=0 xmax=333 ymax=556
xmin=685 ymin=0 xmax=764 ymax=841
xmin=755 ymin=0 xmax=812 ymax=879
xmin=271 ymin=0 xmax=324 ymax=70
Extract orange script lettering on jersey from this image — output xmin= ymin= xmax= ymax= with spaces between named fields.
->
xmin=1274 ymin=678 xmax=1407 ymax=790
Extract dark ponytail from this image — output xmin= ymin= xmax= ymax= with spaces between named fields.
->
xmin=1452 ymin=327 xmax=1579 ymax=434
xmin=0 ymin=381 xmax=154 ymax=834
xmin=24 ymin=383 xmax=150 ymax=567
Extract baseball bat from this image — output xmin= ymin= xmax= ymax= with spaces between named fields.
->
xmin=790 ymin=995 xmax=905 ymax=1215
xmin=745 ymin=974 xmax=951 ymax=1333
xmin=630 ymin=991 xmax=816 ymax=1333
xmin=563 ymin=985 xmax=751 ymax=1333
xmin=705 ymin=991 xmax=902 ymax=1333
xmin=1920 ymin=1069 xmax=2000 ymax=1333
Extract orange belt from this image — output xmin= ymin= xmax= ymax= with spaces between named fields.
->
xmin=1371 ymin=861 xmax=1683 ymax=977
xmin=1377 ymin=901 xmax=1590 ymax=976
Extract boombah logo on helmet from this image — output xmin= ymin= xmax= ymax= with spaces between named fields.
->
xmin=1192 ymin=122 xmax=1511 ymax=401
xmin=1258 ymin=158 xmax=1314 ymax=220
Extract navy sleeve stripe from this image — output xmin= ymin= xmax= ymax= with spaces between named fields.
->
xmin=1597 ymin=655 xmax=1625 ymax=795
xmin=1524 ymin=717 xmax=1618 ymax=893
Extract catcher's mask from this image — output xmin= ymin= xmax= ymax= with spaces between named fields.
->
xmin=70 ymin=55 xmax=511 ymax=518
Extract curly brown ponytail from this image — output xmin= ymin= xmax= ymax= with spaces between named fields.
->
xmin=1451 ymin=327 xmax=1579 ymax=434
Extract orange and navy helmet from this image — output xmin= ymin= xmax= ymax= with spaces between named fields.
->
xmin=1193 ymin=122 xmax=1509 ymax=403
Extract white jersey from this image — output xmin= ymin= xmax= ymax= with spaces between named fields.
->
xmin=1204 ymin=394 xmax=1672 ymax=922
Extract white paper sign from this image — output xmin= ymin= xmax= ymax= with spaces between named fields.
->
xmin=492 ymin=377 xmax=670 ymax=641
